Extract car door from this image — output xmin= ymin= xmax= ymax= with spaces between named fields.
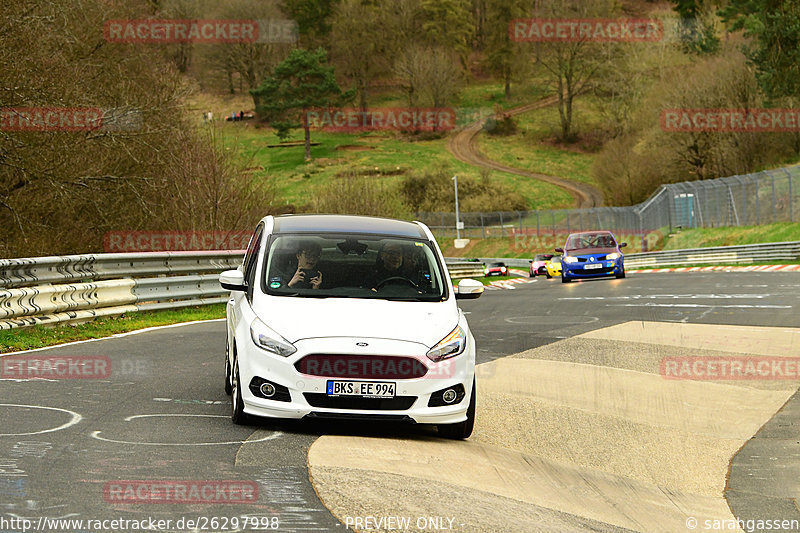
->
xmin=228 ymin=223 xmax=265 ymax=346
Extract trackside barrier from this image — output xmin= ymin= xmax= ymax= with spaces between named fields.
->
xmin=0 ymin=253 xmax=488 ymax=330
xmin=0 ymin=251 xmax=245 ymax=330
xmin=623 ymin=241 xmax=800 ymax=268
xmin=470 ymin=241 xmax=800 ymax=272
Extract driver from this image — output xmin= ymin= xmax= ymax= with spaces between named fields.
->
xmin=366 ymin=241 xmax=406 ymax=291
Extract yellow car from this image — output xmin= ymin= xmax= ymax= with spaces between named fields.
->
xmin=545 ymin=255 xmax=562 ymax=278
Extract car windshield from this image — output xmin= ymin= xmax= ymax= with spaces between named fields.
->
xmin=262 ymin=234 xmax=447 ymax=301
xmin=489 ymin=262 xmax=505 ymax=267
xmin=565 ymin=233 xmax=617 ymax=251
xmin=534 ymin=254 xmax=552 ymax=261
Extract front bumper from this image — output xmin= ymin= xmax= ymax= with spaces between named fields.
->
xmin=236 ymin=335 xmax=475 ymax=425
xmin=562 ymin=259 xmax=623 ymax=279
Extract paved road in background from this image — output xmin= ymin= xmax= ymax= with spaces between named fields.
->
xmin=1 ymin=272 xmax=798 ymax=532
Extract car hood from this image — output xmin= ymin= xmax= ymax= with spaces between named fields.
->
xmin=566 ymin=247 xmax=618 ymax=257
xmin=255 ymin=297 xmax=459 ymax=347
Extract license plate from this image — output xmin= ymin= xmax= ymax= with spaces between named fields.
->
xmin=326 ymin=380 xmax=396 ymax=398
xmin=583 ymin=263 xmax=602 ymax=269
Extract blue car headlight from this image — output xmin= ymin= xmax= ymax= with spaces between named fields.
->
xmin=563 ymin=256 xmax=578 ymax=264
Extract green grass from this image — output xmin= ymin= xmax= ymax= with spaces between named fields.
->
xmin=0 ymin=304 xmax=226 ymax=354
xmin=220 ymin=120 xmax=572 ymax=211
xmin=662 ymin=223 xmax=800 ymax=250
xmin=474 ymin=95 xmax=605 ymax=190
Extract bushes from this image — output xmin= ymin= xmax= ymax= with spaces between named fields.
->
xmin=307 ymin=165 xmax=527 ymax=219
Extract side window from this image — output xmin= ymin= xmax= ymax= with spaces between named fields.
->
xmin=243 ymin=225 xmax=264 ymax=301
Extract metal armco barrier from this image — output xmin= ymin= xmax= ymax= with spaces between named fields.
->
xmin=623 ymin=241 xmax=800 ymax=268
xmin=0 ymin=252 xmax=489 ymax=330
xmin=473 ymin=241 xmax=800 ymax=271
xmin=445 ymin=261 xmax=486 ymax=279
xmin=0 ymin=251 xmax=244 ymax=330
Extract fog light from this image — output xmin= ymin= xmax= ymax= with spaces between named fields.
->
xmin=442 ymin=388 xmax=457 ymax=404
xmin=260 ymin=382 xmax=276 ymax=398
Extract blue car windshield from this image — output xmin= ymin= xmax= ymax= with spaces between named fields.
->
xmin=566 ymin=233 xmax=617 ymax=251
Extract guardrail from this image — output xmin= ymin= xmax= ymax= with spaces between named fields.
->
xmin=623 ymin=240 xmax=800 ymax=268
xmin=0 ymin=253 xmax=491 ymax=330
xmin=0 ymin=251 xmax=244 ymax=330
xmin=445 ymin=261 xmax=486 ymax=279
xmin=471 ymin=241 xmax=800 ymax=271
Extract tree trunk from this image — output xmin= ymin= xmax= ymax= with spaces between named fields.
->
xmin=504 ymin=71 xmax=511 ymax=100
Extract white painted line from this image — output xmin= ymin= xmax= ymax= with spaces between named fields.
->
xmin=608 ymin=303 xmax=791 ymax=309
xmin=0 ymin=404 xmax=82 ymax=436
xmin=1 ymin=318 xmax=226 ymax=356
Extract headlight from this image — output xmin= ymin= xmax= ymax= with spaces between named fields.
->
xmin=606 ymin=253 xmax=620 ymax=260
xmin=483 ymin=268 xmax=489 ymax=275
xmin=426 ymin=326 xmax=466 ymax=362
xmin=563 ymin=256 xmax=578 ymax=264
xmin=249 ymin=318 xmax=296 ymax=357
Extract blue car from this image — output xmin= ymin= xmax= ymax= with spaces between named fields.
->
xmin=555 ymin=231 xmax=626 ymax=283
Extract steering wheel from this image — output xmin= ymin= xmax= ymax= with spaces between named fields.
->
xmin=375 ymin=276 xmax=418 ymax=290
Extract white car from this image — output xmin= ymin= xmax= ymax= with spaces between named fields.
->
xmin=219 ymin=214 xmax=484 ymax=439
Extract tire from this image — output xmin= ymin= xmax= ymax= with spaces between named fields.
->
xmin=545 ymin=272 xmax=552 ymax=279
xmin=438 ymin=379 xmax=476 ymax=440
xmin=224 ymin=336 xmax=232 ymax=396
xmin=561 ymin=274 xmax=570 ymax=283
xmin=616 ymin=267 xmax=626 ymax=279
xmin=231 ymin=359 xmax=252 ymax=425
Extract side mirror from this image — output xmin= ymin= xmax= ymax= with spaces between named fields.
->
xmin=456 ymin=278 xmax=484 ymax=300
xmin=619 ymin=243 xmax=627 ymax=248
xmin=554 ymin=247 xmax=564 ymax=253
xmin=220 ymin=269 xmax=247 ymax=292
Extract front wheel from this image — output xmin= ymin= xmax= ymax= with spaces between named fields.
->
xmin=561 ymin=274 xmax=571 ymax=283
xmin=231 ymin=360 xmax=252 ymax=425
xmin=224 ymin=336 xmax=232 ymax=396
xmin=545 ymin=271 xmax=552 ymax=279
xmin=616 ymin=268 xmax=626 ymax=279
xmin=437 ymin=379 xmax=476 ymax=440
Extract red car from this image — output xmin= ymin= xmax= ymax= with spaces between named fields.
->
xmin=484 ymin=262 xmax=508 ymax=276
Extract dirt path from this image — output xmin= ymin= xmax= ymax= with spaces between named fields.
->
xmin=447 ymin=95 xmax=606 ymax=208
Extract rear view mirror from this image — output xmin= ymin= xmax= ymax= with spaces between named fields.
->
xmin=456 ymin=279 xmax=483 ymax=300
xmin=619 ymin=243 xmax=627 ymax=248
xmin=337 ymin=239 xmax=368 ymax=255
xmin=220 ymin=269 xmax=247 ymax=292
xmin=555 ymin=247 xmax=564 ymax=253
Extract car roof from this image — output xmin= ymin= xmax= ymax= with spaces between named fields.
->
xmin=567 ymin=230 xmax=614 ymax=237
xmin=271 ymin=214 xmax=426 ymax=238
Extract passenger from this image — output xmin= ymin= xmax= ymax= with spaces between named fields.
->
xmin=285 ymin=241 xmax=323 ymax=289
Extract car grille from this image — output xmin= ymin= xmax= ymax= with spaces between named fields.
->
xmin=295 ymin=354 xmax=428 ymax=379
xmin=303 ymin=393 xmax=416 ymax=410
